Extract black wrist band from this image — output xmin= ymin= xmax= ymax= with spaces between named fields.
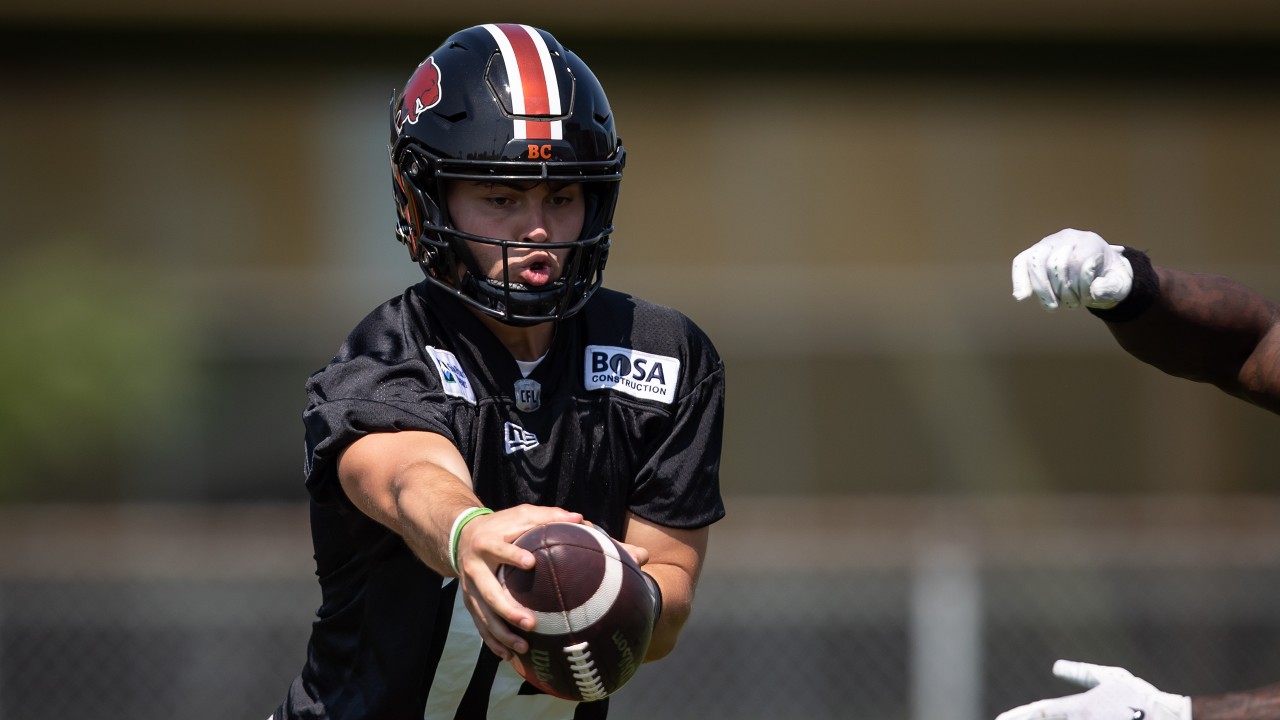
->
xmin=1088 ymin=246 xmax=1161 ymax=323
xmin=642 ymin=571 xmax=662 ymax=624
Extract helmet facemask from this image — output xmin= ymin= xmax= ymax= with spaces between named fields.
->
xmin=392 ymin=141 xmax=621 ymax=326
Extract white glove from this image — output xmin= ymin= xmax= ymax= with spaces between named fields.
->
xmin=1011 ymin=229 xmax=1134 ymax=310
xmin=994 ymin=660 xmax=1192 ymax=720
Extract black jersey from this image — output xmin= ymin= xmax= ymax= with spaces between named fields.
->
xmin=276 ymin=280 xmax=726 ymax=720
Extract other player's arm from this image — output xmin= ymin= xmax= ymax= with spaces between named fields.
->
xmin=1011 ymin=228 xmax=1280 ymax=413
xmin=336 ymin=430 xmax=582 ymax=658
xmin=622 ymin=513 xmax=708 ymax=662
xmin=1194 ymin=682 xmax=1280 ymax=719
xmin=995 ymin=660 xmax=1280 ymax=720
xmin=1101 ymin=265 xmax=1280 ymax=413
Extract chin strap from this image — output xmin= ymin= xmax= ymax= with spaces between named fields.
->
xmin=457 ymin=272 xmax=572 ymax=325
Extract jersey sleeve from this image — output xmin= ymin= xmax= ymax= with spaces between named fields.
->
xmin=302 ymin=298 xmax=455 ymax=507
xmin=628 ymin=339 xmax=727 ymax=529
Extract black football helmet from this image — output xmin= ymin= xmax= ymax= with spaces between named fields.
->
xmin=389 ymin=23 xmax=625 ymax=326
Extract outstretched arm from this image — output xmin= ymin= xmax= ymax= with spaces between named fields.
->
xmin=1099 ymin=264 xmax=1280 ymax=413
xmin=1194 ymin=683 xmax=1280 ymax=720
xmin=337 ymin=430 xmax=583 ymax=660
xmin=1012 ymin=228 xmax=1280 ymax=413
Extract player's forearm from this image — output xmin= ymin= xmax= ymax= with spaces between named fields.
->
xmin=640 ymin=562 xmax=696 ymax=662
xmin=383 ymin=468 xmax=481 ymax=576
xmin=344 ymin=465 xmax=479 ymax=576
xmin=621 ymin=517 xmax=707 ymax=663
xmin=337 ymin=433 xmax=480 ymax=577
xmin=1193 ymin=684 xmax=1280 ymax=720
xmin=1101 ymin=264 xmax=1280 ymax=409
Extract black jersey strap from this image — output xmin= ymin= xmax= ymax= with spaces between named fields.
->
xmin=454 ymin=646 xmax=502 ymax=718
xmin=574 ymin=697 xmax=609 ymax=718
xmin=422 ymin=580 xmax=460 ymax=710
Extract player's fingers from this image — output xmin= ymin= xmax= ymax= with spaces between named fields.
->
xmin=456 ymin=530 xmax=533 ymax=626
xmin=1088 ymin=245 xmax=1134 ymax=304
xmin=1090 ymin=274 xmax=1127 ymax=304
xmin=1013 ymin=244 xmax=1062 ymax=308
xmin=462 ymin=553 xmax=535 ymax=631
xmin=615 ymin=539 xmax=650 ymax=566
xmin=1077 ymin=246 xmax=1104 ymax=284
xmin=503 ymin=504 xmax=584 ymax=536
xmin=459 ymin=505 xmax=591 ymax=653
xmin=1054 ymin=659 xmax=1101 ymax=687
xmin=1044 ymin=240 xmax=1085 ymax=309
xmin=462 ymin=561 xmax=535 ymax=645
xmin=1011 ymin=249 xmax=1036 ymax=302
xmin=579 ymin=520 xmax=648 ymax=565
xmin=464 ymin=507 xmax=565 ymax=568
xmin=472 ymin=504 xmax=588 ymax=572
xmin=994 ymin=697 xmax=1070 ymax=720
xmin=1023 ymin=249 xmax=1062 ymax=310
xmin=470 ymin=526 xmax=536 ymax=570
xmin=1053 ymin=659 xmax=1133 ymax=689
xmin=462 ymin=589 xmax=524 ymax=659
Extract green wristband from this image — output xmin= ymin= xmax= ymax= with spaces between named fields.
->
xmin=448 ymin=507 xmax=494 ymax=574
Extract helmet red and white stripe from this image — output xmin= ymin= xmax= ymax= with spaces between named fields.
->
xmin=481 ymin=23 xmax=564 ymax=142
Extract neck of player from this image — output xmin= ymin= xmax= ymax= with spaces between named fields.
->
xmin=475 ymin=312 xmax=555 ymax=362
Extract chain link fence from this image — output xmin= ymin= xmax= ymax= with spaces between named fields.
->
xmin=3 ymin=497 xmax=1279 ymax=720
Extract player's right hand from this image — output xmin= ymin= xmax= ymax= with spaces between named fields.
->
xmin=455 ymin=504 xmax=583 ymax=660
xmin=1011 ymin=229 xmax=1134 ymax=310
xmin=994 ymin=660 xmax=1192 ymax=720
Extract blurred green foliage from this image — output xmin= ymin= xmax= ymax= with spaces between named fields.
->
xmin=0 ymin=238 xmax=201 ymax=501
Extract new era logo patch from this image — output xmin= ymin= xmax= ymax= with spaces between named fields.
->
xmin=504 ymin=421 xmax=540 ymax=455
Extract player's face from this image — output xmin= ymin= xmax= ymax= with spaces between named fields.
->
xmin=445 ymin=180 xmax=585 ymax=288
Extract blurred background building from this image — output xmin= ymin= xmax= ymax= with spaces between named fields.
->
xmin=2 ymin=1 xmax=1280 ymax=718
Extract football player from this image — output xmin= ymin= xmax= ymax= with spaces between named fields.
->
xmin=271 ymin=24 xmax=725 ymax=720
xmin=998 ymin=228 xmax=1280 ymax=720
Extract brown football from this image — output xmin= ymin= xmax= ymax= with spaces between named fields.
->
xmin=498 ymin=522 xmax=656 ymax=702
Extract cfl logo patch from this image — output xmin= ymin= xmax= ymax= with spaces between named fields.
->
xmin=584 ymin=345 xmax=680 ymax=405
